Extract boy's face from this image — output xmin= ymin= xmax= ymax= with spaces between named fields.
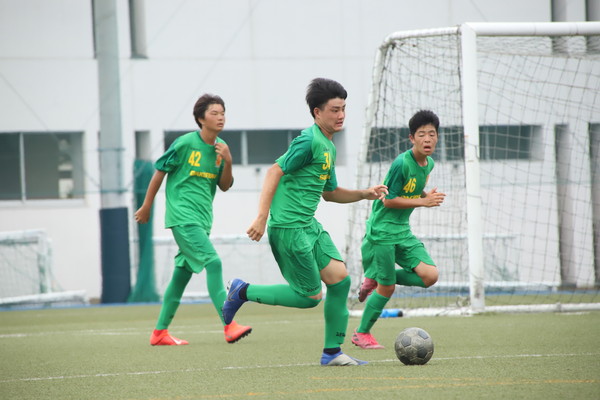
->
xmin=199 ymin=103 xmax=225 ymax=132
xmin=314 ymin=98 xmax=346 ymax=136
xmin=409 ymin=123 xmax=438 ymax=156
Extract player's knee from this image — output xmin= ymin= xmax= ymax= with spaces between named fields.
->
xmin=377 ymin=284 xmax=395 ymax=297
xmin=336 ymin=275 xmax=351 ymax=291
xmin=205 ymin=257 xmax=222 ymax=272
xmin=422 ymin=268 xmax=439 ymax=288
xmin=306 ymin=294 xmax=322 ymax=307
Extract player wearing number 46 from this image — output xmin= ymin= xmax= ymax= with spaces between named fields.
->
xmin=222 ymin=78 xmax=388 ymax=366
xmin=135 ymin=94 xmax=252 ymax=346
xmin=352 ymin=110 xmax=445 ymax=350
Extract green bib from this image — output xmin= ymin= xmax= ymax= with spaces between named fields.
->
xmin=154 ymin=131 xmax=225 ymax=231
xmin=269 ymin=124 xmax=338 ymax=228
xmin=366 ymin=150 xmax=434 ymax=244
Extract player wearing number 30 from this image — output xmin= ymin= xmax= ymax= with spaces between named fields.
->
xmin=135 ymin=94 xmax=252 ymax=346
xmin=352 ymin=110 xmax=445 ymax=350
xmin=223 ymin=78 xmax=388 ymax=366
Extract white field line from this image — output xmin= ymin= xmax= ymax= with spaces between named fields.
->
xmin=0 ymin=328 xmax=223 ymax=338
xmin=0 ymin=352 xmax=598 ymax=384
xmin=0 ymin=319 xmax=316 ymax=338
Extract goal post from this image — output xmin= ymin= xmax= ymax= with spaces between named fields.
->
xmin=347 ymin=22 xmax=600 ymax=315
xmin=460 ymin=23 xmax=485 ymax=312
xmin=0 ymin=229 xmax=52 ymax=297
xmin=0 ymin=229 xmax=87 ymax=308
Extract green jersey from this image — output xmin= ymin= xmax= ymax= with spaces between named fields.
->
xmin=365 ymin=149 xmax=434 ymax=244
xmin=269 ymin=124 xmax=338 ymax=228
xmin=154 ymin=131 xmax=225 ymax=231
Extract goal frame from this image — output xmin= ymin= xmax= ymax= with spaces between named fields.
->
xmin=0 ymin=229 xmax=87 ymax=308
xmin=354 ymin=22 xmax=600 ymax=314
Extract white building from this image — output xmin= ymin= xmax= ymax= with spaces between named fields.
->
xmin=0 ymin=0 xmax=590 ymax=301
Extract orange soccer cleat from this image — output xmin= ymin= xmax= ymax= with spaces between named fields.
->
xmin=224 ymin=321 xmax=252 ymax=343
xmin=351 ymin=329 xmax=385 ymax=349
xmin=150 ymin=329 xmax=189 ymax=346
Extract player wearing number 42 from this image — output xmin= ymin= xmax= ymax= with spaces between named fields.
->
xmin=351 ymin=110 xmax=445 ymax=350
xmin=135 ymin=94 xmax=252 ymax=346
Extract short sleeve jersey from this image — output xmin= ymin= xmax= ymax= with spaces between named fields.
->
xmin=154 ymin=131 xmax=225 ymax=231
xmin=269 ymin=124 xmax=338 ymax=228
xmin=365 ymin=150 xmax=434 ymax=244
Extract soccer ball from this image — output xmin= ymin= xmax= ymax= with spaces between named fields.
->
xmin=394 ymin=327 xmax=434 ymax=365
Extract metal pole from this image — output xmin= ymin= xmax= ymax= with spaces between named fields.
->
xmin=460 ymin=23 xmax=485 ymax=312
xmin=94 ymin=0 xmax=131 ymax=303
xmin=587 ymin=0 xmax=600 ymax=53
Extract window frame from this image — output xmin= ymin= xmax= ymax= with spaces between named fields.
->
xmin=367 ymin=125 xmax=539 ymax=163
xmin=163 ymin=129 xmax=346 ymax=166
xmin=0 ymin=131 xmax=85 ymax=203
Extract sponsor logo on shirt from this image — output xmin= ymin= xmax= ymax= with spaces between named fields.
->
xmin=190 ymin=171 xmax=217 ymax=179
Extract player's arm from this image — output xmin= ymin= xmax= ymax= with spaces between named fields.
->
xmin=215 ymin=142 xmax=233 ymax=191
xmin=383 ymin=187 xmax=445 ymax=209
xmin=134 ymin=170 xmax=166 ymax=224
xmin=246 ymin=163 xmax=284 ymax=241
xmin=322 ymin=184 xmax=388 ymax=203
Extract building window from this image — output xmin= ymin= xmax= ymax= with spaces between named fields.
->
xmin=367 ymin=127 xmax=410 ymax=162
xmin=216 ymin=130 xmax=244 ymax=165
xmin=368 ymin=125 xmax=538 ymax=162
xmin=0 ymin=132 xmax=84 ymax=201
xmin=247 ymin=130 xmax=293 ymax=164
xmin=163 ymin=129 xmax=344 ymax=166
xmin=479 ymin=125 xmax=537 ymax=160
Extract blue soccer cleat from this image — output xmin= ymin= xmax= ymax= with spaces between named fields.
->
xmin=222 ymin=278 xmax=249 ymax=325
xmin=320 ymin=351 xmax=368 ymax=366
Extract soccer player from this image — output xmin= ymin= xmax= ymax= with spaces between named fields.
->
xmin=352 ymin=110 xmax=445 ymax=349
xmin=135 ymin=94 xmax=252 ymax=346
xmin=222 ymin=78 xmax=388 ymax=366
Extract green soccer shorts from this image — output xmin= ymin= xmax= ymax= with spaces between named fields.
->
xmin=171 ymin=224 xmax=220 ymax=274
xmin=268 ymin=219 xmax=342 ymax=297
xmin=361 ymin=234 xmax=434 ymax=286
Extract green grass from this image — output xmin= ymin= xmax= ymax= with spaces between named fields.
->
xmin=1 ymin=303 xmax=599 ymax=399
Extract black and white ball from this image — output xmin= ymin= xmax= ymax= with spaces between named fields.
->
xmin=394 ymin=327 xmax=434 ymax=365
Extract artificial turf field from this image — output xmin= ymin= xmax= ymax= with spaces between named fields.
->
xmin=1 ymin=302 xmax=599 ymax=400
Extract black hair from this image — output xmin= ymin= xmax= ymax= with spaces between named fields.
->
xmin=193 ymin=94 xmax=225 ymax=128
xmin=305 ymin=78 xmax=347 ymax=118
xmin=408 ymin=110 xmax=439 ymax=135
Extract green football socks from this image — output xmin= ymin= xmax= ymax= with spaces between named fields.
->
xmin=205 ymin=258 xmax=227 ymax=324
xmin=358 ymin=291 xmax=390 ymax=333
xmin=155 ymin=266 xmax=192 ymax=330
xmin=323 ymin=276 xmax=351 ymax=348
xmin=246 ymin=284 xmax=320 ymax=308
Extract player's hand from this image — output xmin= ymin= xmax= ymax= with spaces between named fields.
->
xmin=247 ymin=216 xmax=267 ymax=242
xmin=364 ymin=184 xmax=388 ymax=200
xmin=422 ymin=188 xmax=445 ymax=207
xmin=134 ymin=207 xmax=150 ymax=224
xmin=214 ymin=142 xmax=232 ymax=165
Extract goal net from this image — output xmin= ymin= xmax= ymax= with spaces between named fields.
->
xmin=0 ymin=229 xmax=86 ymax=308
xmin=347 ymin=22 xmax=600 ymax=315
